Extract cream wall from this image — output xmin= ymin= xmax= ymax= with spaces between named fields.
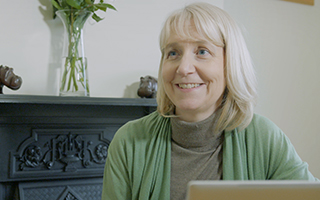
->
xmin=1 ymin=0 xmax=319 ymax=177
xmin=0 ymin=0 xmax=223 ymax=97
xmin=224 ymin=0 xmax=320 ymax=178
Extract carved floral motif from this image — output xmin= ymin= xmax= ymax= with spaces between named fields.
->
xmin=95 ymin=144 xmax=108 ymax=161
xmin=16 ymin=131 xmax=110 ymax=172
xmin=19 ymin=145 xmax=42 ymax=170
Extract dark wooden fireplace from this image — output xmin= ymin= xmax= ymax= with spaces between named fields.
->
xmin=0 ymin=95 xmax=157 ymax=200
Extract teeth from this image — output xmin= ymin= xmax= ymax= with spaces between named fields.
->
xmin=178 ymin=83 xmax=200 ymax=89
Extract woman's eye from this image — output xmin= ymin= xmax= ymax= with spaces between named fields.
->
xmin=167 ymin=51 xmax=178 ymax=58
xmin=198 ymin=49 xmax=209 ymax=55
xmin=169 ymin=51 xmax=177 ymax=56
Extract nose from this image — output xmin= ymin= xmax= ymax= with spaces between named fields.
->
xmin=176 ymin=53 xmax=196 ymax=76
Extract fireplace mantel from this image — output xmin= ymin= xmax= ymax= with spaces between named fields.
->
xmin=0 ymin=95 xmax=157 ymax=200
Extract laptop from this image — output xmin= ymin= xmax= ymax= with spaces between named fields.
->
xmin=186 ymin=180 xmax=320 ymax=200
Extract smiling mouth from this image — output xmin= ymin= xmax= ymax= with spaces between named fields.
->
xmin=178 ymin=83 xmax=201 ymax=89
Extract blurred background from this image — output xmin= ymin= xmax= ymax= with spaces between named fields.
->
xmin=0 ymin=0 xmax=319 ymax=177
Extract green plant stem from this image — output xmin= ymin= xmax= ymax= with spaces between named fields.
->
xmin=59 ymin=9 xmax=90 ymax=94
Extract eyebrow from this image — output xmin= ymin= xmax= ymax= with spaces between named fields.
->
xmin=163 ymin=42 xmax=179 ymax=51
xmin=163 ymin=40 xmax=217 ymax=51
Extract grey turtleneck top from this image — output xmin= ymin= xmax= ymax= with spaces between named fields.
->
xmin=170 ymin=112 xmax=223 ymax=200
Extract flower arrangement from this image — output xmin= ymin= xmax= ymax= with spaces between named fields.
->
xmin=51 ymin=0 xmax=116 ymax=96
xmin=51 ymin=0 xmax=116 ymax=22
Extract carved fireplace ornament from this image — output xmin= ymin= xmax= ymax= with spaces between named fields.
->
xmin=0 ymin=65 xmax=22 ymax=94
xmin=11 ymin=129 xmax=111 ymax=177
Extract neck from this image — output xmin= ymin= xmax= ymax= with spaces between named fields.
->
xmin=171 ymin=109 xmax=222 ymax=151
xmin=175 ymin=108 xmax=215 ymax=123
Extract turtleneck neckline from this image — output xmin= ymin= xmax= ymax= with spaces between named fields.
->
xmin=171 ymin=111 xmax=222 ymax=152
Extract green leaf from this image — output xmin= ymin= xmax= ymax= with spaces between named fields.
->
xmin=104 ymin=3 xmax=117 ymax=11
xmin=95 ymin=3 xmax=116 ymax=12
xmin=94 ymin=4 xmax=107 ymax=12
xmin=85 ymin=0 xmax=93 ymax=5
xmin=66 ymin=0 xmax=81 ymax=9
xmin=51 ymin=0 xmax=62 ymax=9
xmin=86 ymin=6 xmax=95 ymax=12
xmin=92 ymin=13 xmax=103 ymax=22
xmin=58 ymin=0 xmax=68 ymax=8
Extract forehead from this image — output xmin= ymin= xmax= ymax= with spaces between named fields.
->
xmin=165 ymin=25 xmax=208 ymax=46
xmin=162 ymin=21 xmax=223 ymax=51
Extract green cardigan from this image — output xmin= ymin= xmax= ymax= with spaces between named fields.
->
xmin=102 ymin=112 xmax=317 ymax=200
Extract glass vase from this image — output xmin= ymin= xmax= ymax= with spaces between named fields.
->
xmin=56 ymin=9 xmax=92 ymax=97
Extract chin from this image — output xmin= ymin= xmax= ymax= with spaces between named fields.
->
xmin=175 ymin=100 xmax=202 ymax=112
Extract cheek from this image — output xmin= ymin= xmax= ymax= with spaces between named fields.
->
xmin=161 ymin=63 xmax=175 ymax=83
xmin=199 ymin=66 xmax=226 ymax=95
xmin=200 ymin=67 xmax=225 ymax=84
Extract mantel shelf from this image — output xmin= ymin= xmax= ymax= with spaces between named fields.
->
xmin=0 ymin=94 xmax=157 ymax=107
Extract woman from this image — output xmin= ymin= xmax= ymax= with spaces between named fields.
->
xmin=102 ymin=2 xmax=317 ymax=200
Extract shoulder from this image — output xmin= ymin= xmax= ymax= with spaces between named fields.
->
xmin=226 ymin=113 xmax=285 ymax=146
xmin=243 ymin=115 xmax=316 ymax=180
xmin=238 ymin=113 xmax=290 ymax=153
xmin=224 ymin=114 xmax=318 ymax=180
xmin=247 ymin=113 xmax=281 ymax=133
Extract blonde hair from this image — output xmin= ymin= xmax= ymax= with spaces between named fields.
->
xmin=157 ymin=2 xmax=257 ymax=131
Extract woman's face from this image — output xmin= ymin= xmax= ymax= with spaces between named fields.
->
xmin=161 ymin=26 xmax=226 ymax=122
